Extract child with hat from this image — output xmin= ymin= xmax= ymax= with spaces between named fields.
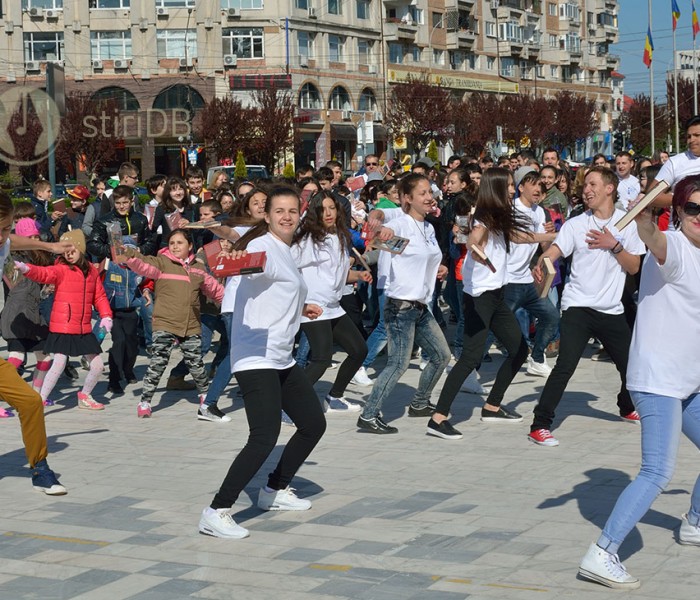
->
xmin=57 ymin=185 xmax=91 ymax=238
xmin=14 ymin=229 xmax=113 ymax=410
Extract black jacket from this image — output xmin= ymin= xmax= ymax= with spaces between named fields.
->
xmin=87 ymin=208 xmax=157 ymax=260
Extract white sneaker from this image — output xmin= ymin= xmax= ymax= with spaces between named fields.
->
xmin=258 ymin=486 xmax=311 ymax=511
xmin=526 ymin=356 xmax=552 ymax=377
xmin=460 ymin=371 xmax=487 ymax=395
xmin=419 ymin=359 xmax=428 ymax=371
xmin=325 ymin=394 xmax=362 ymax=413
xmin=578 ymin=543 xmax=640 ymax=589
xmin=198 ymin=507 xmax=249 ymax=539
xmin=679 ymin=513 xmax=700 ymax=545
xmin=351 ymin=366 xmax=373 ymax=387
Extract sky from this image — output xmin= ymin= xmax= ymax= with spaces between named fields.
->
xmin=615 ymin=0 xmax=698 ymax=100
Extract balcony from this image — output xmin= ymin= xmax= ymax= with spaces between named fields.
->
xmin=384 ymin=18 xmax=418 ymax=41
xmin=446 ymin=27 xmax=477 ymax=49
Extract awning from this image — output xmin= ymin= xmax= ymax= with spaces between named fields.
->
xmin=330 ymin=124 xmax=357 ymax=141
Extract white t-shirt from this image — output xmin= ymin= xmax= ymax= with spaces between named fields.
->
xmin=627 ymin=231 xmax=700 ymax=398
xmin=292 ymin=233 xmax=349 ymax=323
xmin=376 ymin=207 xmax=404 ymax=290
xmin=384 ymin=214 xmax=442 ymax=305
xmin=220 ymin=226 xmax=251 ymax=314
xmin=617 ymin=175 xmax=640 ymax=210
xmin=462 ymin=222 xmax=509 ymax=297
xmin=656 ymin=151 xmax=700 ymax=231
xmin=230 ymin=233 xmax=307 ymax=373
xmin=553 ymin=209 xmax=646 ymax=314
xmin=506 ymin=199 xmax=546 ymax=285
xmin=0 ymin=238 xmax=9 ymax=267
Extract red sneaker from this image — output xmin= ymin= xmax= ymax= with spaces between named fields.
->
xmin=137 ymin=401 xmax=152 ymax=418
xmin=528 ymin=428 xmax=559 ymax=447
xmin=621 ymin=411 xmax=640 ymax=423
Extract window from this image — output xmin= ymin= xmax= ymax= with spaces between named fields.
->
xmin=157 ymin=30 xmax=197 ymax=59
xmin=91 ymin=31 xmax=132 ymax=60
xmin=358 ymin=40 xmax=371 ymax=65
xmin=389 ymin=42 xmax=403 ymax=64
xmin=328 ymin=0 xmax=341 ymax=15
xmin=24 ymin=32 xmax=63 ymax=61
xmin=90 ymin=0 xmax=130 ymax=7
xmin=408 ymin=6 xmax=423 ymax=25
xmin=92 ymin=86 xmax=139 ymax=111
xmin=358 ymin=88 xmax=377 ymax=111
xmin=298 ymin=31 xmax=313 ymax=59
xmin=550 ymin=65 xmax=558 ymax=78
xmin=328 ymin=34 xmax=344 ymax=62
xmin=299 ymin=83 xmax=322 ymax=109
xmin=549 ymin=34 xmax=557 ymax=48
xmin=409 ymin=46 xmax=421 ymax=63
xmin=485 ymin=22 xmax=496 ymax=37
xmin=486 ymin=56 xmax=495 ymax=70
xmin=329 ymin=86 xmax=351 ymax=111
xmin=519 ymin=60 xmax=531 ymax=79
xmin=222 ymin=28 xmax=264 ymax=59
xmin=466 ymin=52 xmax=477 ymax=70
xmin=153 ymin=84 xmax=204 ymax=111
xmin=500 ymin=57 xmax=515 ymax=78
xmin=499 ymin=21 xmax=523 ymax=43
xmin=598 ymin=12 xmax=617 ymax=27
xmin=155 ymin=0 xmax=195 ymax=7
xmin=536 ymin=64 xmax=544 ymax=77
xmin=22 ymin=0 xmax=63 ymax=8
xmin=432 ymin=12 xmax=442 ymax=28
xmin=560 ymin=3 xmax=580 ymax=22
xmin=432 ymin=49 xmax=444 ymax=66
xmin=356 ymin=0 xmax=370 ymax=20
xmin=450 ymin=51 xmax=463 ymax=70
xmin=548 ymin=2 xmax=557 ymax=16
xmin=295 ymin=0 xmax=308 ymax=8
xmin=562 ymin=33 xmax=581 ymax=53
xmin=221 ymin=0 xmax=263 ymax=8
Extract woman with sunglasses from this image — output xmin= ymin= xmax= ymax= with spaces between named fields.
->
xmin=578 ymin=175 xmax=700 ymax=590
xmin=292 ymin=191 xmax=371 ymax=412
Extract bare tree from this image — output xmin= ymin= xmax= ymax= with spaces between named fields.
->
xmin=452 ymin=92 xmax=498 ymax=155
xmin=628 ymin=94 xmax=669 ymax=154
xmin=197 ymin=96 xmax=251 ymax=165
xmin=248 ymin=86 xmax=296 ymax=174
xmin=544 ymin=91 xmax=598 ymax=154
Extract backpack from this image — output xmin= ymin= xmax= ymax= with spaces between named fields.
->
xmin=102 ymin=259 xmax=142 ymax=310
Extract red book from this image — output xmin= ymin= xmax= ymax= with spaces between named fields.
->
xmin=202 ymin=240 xmax=222 ymax=269
xmin=210 ymin=251 xmax=267 ymax=277
xmin=346 ymin=176 xmax=366 ymax=192
xmin=165 ymin=211 xmax=182 ymax=231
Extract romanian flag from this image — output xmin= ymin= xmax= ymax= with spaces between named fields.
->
xmin=672 ymin=0 xmax=681 ymax=31
xmin=643 ymin=26 xmax=653 ymax=68
xmin=693 ymin=1 xmax=700 ymax=39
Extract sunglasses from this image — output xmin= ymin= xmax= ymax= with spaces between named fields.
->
xmin=365 ymin=162 xmax=378 ymax=166
xmin=683 ymin=201 xmax=700 ymax=217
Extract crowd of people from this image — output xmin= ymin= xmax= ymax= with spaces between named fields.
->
xmin=1 ymin=117 xmax=699 ymax=589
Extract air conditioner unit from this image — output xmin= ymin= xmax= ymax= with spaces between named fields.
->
xmin=367 ymin=64 xmax=378 ymax=74
xmin=341 ymin=110 xmax=352 ymax=121
xmin=373 ymin=111 xmax=383 ymax=122
xmin=25 ymin=61 xmax=40 ymax=72
xmin=156 ymin=7 xmax=169 ymax=17
xmin=92 ymin=59 xmax=103 ymax=69
xmin=45 ymin=9 xmax=59 ymax=19
xmin=29 ymin=7 xmax=43 ymax=18
xmin=4 ymin=21 xmax=14 ymax=33
xmin=308 ymin=7 xmax=317 ymax=19
xmin=113 ymin=59 xmax=129 ymax=69
xmin=299 ymin=55 xmax=308 ymax=67
xmin=223 ymin=54 xmax=238 ymax=67
xmin=490 ymin=0 xmax=499 ymax=9
xmin=226 ymin=7 xmax=239 ymax=18
xmin=179 ymin=57 xmax=194 ymax=68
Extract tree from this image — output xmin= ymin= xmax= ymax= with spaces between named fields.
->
xmin=426 ymin=139 xmax=439 ymax=168
xmin=55 ymin=92 xmax=119 ymax=180
xmin=452 ymin=92 xmax=499 ymax=155
xmin=5 ymin=91 xmax=50 ymax=183
xmin=197 ymin=96 xmax=251 ymax=165
xmin=385 ymin=76 xmax=453 ymax=153
xmin=282 ymin=162 xmax=295 ymax=178
xmin=248 ymin=86 xmax=296 ymax=174
xmin=543 ymin=91 xmax=598 ymax=153
xmin=234 ymin=150 xmax=247 ymax=180
xmin=627 ymin=94 xmax=669 ymax=155
xmin=666 ymin=76 xmax=695 ymax=146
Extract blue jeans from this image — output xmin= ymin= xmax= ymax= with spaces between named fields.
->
xmin=597 ymin=391 xmax=700 ymax=555
xmin=361 ymin=298 xmax=450 ymax=419
xmin=133 ymin=296 xmax=153 ymax=347
xmin=363 ymin=288 xmax=386 ymax=369
xmin=504 ymin=283 xmax=560 ymax=363
xmin=204 ymin=312 xmax=233 ymax=407
xmin=295 ymin=332 xmax=310 ymax=368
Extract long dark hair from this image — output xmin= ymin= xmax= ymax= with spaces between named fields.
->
xmin=56 ymin=253 xmax=91 ymax=277
xmin=161 ymin=177 xmax=191 ymax=213
xmin=473 ymin=167 xmax=527 ymax=251
xmin=233 ymin=187 xmax=301 ymax=251
xmin=293 ymin=191 xmax=351 ymax=252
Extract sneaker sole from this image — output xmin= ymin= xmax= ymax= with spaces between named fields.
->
xmin=578 ymin=567 xmax=640 ymax=590
xmin=480 ymin=416 xmax=523 ymax=423
xmin=199 ymin=524 xmax=250 ymax=539
xmin=527 ymin=436 xmax=559 ymax=447
xmin=33 ymin=486 xmax=67 ymax=495
xmin=356 ymin=425 xmax=398 ymax=434
xmin=526 ymin=370 xmax=551 ymax=377
xmin=327 ymin=407 xmax=362 ymax=413
xmin=78 ymin=405 xmax=105 ymax=410
xmin=408 ymin=409 xmax=435 ymax=417
xmin=426 ymin=427 xmax=463 ymax=440
xmin=257 ymin=503 xmax=311 ymax=512
xmin=197 ymin=413 xmax=226 ymax=422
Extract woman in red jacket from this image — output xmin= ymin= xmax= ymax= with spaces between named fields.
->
xmin=15 ymin=230 xmax=113 ymax=410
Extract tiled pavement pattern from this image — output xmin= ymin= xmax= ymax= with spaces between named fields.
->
xmin=1 ymin=329 xmax=699 ymax=599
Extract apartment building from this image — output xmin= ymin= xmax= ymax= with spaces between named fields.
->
xmin=0 ymin=0 xmax=619 ymax=175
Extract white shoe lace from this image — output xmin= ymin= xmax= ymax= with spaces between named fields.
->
xmin=605 ymin=552 xmax=630 ymax=580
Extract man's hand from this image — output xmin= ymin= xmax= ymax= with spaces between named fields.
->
xmin=437 ymin=265 xmax=448 ymax=281
xmin=47 ymin=240 xmax=74 ymax=255
xmin=585 ymin=227 xmax=618 ymax=251
xmin=303 ymin=303 xmax=323 ymax=320
xmin=50 ymin=210 xmax=65 ymax=222
xmin=543 ymin=221 xmax=556 ymax=234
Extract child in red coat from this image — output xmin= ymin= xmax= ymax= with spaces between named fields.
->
xmin=15 ymin=230 xmax=113 ymax=410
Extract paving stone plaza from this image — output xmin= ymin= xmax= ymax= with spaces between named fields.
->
xmin=1 ymin=330 xmax=698 ymax=600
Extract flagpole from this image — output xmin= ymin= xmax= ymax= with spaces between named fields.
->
xmin=649 ymin=0 xmax=655 ymax=154
xmin=673 ymin=17 xmax=680 ymax=152
xmin=695 ymin=36 xmax=698 ymax=114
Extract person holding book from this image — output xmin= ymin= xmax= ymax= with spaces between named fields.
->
xmin=356 ymin=173 xmax=451 ymax=434
xmin=578 ymin=174 xmax=700 ymax=590
xmin=115 ymin=228 xmax=224 ymax=418
xmin=527 ymin=166 xmax=647 ymax=447
xmin=292 ymin=191 xmax=371 ymax=413
xmin=429 ymin=168 xmax=533 ymax=440
xmin=199 ymin=187 xmax=326 ymax=539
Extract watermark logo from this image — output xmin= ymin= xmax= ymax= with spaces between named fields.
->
xmin=0 ymin=86 xmax=61 ymax=167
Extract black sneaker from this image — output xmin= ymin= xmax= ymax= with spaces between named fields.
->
xmin=408 ymin=402 xmax=436 ymax=417
xmin=107 ymin=384 xmax=124 ymax=396
xmin=426 ymin=419 xmax=463 ymax=440
xmin=357 ymin=415 xmax=398 ymax=434
xmin=31 ymin=460 xmax=67 ymax=495
xmin=63 ymin=364 xmax=79 ymax=380
xmin=198 ymin=405 xmax=232 ymax=423
xmin=480 ymin=406 xmax=523 ymax=423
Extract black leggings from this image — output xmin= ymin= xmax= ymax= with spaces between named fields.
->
xmin=435 ymin=288 xmax=529 ymax=417
xmin=301 ymin=314 xmax=368 ymax=397
xmin=211 ymin=365 xmax=326 ymax=509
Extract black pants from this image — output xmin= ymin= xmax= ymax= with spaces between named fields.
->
xmin=531 ymin=307 xmax=635 ymax=431
xmin=108 ymin=309 xmax=139 ymax=385
xmin=435 ymin=289 xmax=529 ymax=417
xmin=301 ymin=315 xmax=368 ymax=397
xmin=211 ymin=365 xmax=326 ymax=509
xmin=340 ymin=292 xmax=367 ymax=338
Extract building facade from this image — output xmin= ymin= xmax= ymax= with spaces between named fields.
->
xmin=0 ymin=0 xmax=620 ymax=176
